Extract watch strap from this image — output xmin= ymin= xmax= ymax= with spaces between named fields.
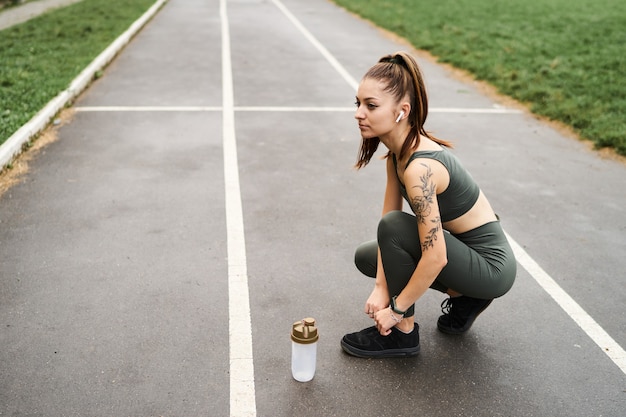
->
xmin=390 ymin=296 xmax=407 ymax=315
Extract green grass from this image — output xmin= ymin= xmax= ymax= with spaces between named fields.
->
xmin=333 ymin=0 xmax=626 ymax=156
xmin=0 ymin=0 xmax=157 ymax=146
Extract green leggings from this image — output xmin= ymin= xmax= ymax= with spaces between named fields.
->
xmin=354 ymin=211 xmax=516 ymax=317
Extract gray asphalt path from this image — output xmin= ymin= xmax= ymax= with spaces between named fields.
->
xmin=1 ymin=0 xmax=625 ymax=416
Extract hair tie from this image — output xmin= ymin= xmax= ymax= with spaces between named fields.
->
xmin=389 ymin=55 xmax=403 ymax=65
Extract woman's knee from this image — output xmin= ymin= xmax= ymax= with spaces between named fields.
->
xmin=377 ymin=210 xmax=415 ymax=243
xmin=354 ymin=240 xmax=378 ymax=277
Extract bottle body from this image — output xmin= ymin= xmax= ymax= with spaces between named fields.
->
xmin=290 ymin=318 xmax=319 ymax=382
xmin=291 ymin=340 xmax=317 ymax=382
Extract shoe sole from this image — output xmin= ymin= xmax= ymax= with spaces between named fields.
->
xmin=437 ymin=299 xmax=493 ymax=335
xmin=340 ymin=339 xmax=420 ymax=358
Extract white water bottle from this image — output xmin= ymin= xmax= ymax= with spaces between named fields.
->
xmin=291 ymin=318 xmax=319 ymax=382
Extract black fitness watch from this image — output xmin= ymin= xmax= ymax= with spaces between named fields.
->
xmin=390 ymin=296 xmax=408 ymax=316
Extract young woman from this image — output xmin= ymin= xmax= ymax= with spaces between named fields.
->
xmin=341 ymin=52 xmax=517 ymax=358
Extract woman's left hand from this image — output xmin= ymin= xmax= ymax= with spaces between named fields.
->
xmin=373 ymin=307 xmax=397 ymax=336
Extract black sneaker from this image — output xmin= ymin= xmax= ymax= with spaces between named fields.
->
xmin=437 ymin=296 xmax=493 ymax=335
xmin=341 ymin=324 xmax=420 ymax=358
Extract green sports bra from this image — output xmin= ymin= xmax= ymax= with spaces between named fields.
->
xmin=393 ymin=148 xmax=480 ymax=222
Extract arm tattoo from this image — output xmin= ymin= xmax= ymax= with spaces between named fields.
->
xmin=409 ymin=164 xmax=441 ymax=252
xmin=409 ymin=163 xmax=436 ymax=225
xmin=422 ymin=216 xmax=441 ymax=251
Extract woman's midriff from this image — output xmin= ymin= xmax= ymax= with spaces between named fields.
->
xmin=442 ymin=191 xmax=498 ymax=235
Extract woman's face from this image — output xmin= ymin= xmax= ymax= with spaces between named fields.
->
xmin=354 ymin=77 xmax=399 ymax=139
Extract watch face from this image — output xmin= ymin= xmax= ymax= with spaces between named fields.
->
xmin=391 ymin=296 xmax=405 ymax=315
xmin=391 ymin=297 xmax=399 ymax=312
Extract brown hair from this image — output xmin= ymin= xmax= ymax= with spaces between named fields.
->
xmin=355 ymin=52 xmax=452 ymax=169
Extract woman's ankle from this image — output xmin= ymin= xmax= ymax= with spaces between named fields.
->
xmin=396 ymin=318 xmax=414 ymax=333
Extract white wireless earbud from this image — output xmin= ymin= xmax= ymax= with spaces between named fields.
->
xmin=395 ymin=111 xmax=405 ymax=123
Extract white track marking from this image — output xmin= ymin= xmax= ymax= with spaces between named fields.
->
xmin=506 ymin=232 xmax=626 ymax=375
xmin=75 ymin=105 xmax=521 ymax=114
xmin=221 ymin=0 xmax=257 ymax=415
xmin=270 ymin=0 xmax=359 ymax=91
xmin=74 ymin=106 xmax=222 ymax=112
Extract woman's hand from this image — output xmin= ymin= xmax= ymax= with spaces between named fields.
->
xmin=364 ymin=284 xmax=389 ymax=320
xmin=373 ymin=307 xmax=400 ymax=336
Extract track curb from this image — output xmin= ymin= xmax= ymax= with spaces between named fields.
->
xmin=0 ymin=0 xmax=168 ymax=170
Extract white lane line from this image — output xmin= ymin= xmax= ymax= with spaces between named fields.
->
xmin=269 ymin=0 xmax=626 ymax=377
xmin=74 ymin=106 xmax=222 ymax=112
xmin=221 ymin=0 xmax=257 ymax=415
xmin=270 ymin=0 xmax=359 ymax=91
xmin=74 ymin=105 xmax=521 ymax=114
xmin=506 ymin=232 xmax=626 ymax=375
xmin=430 ymin=107 xmax=522 ymax=114
xmin=237 ymin=107 xmax=522 ymax=114
xmin=236 ymin=106 xmax=353 ymax=112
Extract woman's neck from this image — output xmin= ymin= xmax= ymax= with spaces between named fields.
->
xmin=380 ymin=125 xmax=413 ymax=155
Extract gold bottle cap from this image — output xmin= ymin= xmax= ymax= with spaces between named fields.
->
xmin=291 ymin=318 xmax=319 ymax=344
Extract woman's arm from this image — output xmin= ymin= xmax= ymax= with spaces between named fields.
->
xmin=381 ymin=156 xmax=403 ymax=216
xmin=392 ymin=158 xmax=448 ymax=314
xmin=364 ymin=158 xmax=403 ymax=315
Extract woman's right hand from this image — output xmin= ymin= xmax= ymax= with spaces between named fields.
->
xmin=364 ymin=284 xmax=390 ymax=319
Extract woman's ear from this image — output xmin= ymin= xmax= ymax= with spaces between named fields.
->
xmin=397 ymin=103 xmax=411 ymax=122
xmin=402 ymin=102 xmax=411 ymax=117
